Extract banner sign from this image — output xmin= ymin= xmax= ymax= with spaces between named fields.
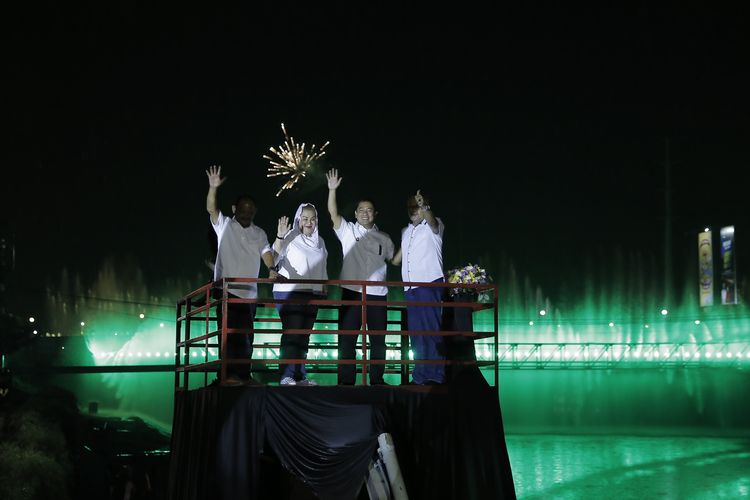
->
xmin=720 ymin=226 xmax=737 ymax=305
xmin=698 ymin=231 xmax=713 ymax=307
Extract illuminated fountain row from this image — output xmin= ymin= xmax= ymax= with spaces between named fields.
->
xmin=33 ymin=252 xmax=749 ymax=370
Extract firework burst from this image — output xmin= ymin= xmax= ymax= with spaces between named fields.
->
xmin=264 ymin=123 xmax=330 ymax=197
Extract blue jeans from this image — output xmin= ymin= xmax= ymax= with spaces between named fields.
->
xmin=405 ymin=278 xmax=446 ymax=384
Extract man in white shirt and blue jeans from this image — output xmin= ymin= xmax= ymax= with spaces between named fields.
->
xmin=206 ymin=165 xmax=277 ymax=385
xmin=327 ymin=169 xmax=395 ymax=385
xmin=392 ymin=190 xmax=446 ymax=385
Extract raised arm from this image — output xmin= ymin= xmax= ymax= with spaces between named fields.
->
xmin=273 ymin=216 xmax=292 ymax=253
xmin=326 ymin=168 xmax=343 ymax=230
xmin=415 ymin=189 xmax=439 ymax=234
xmin=206 ymin=165 xmax=226 ymax=225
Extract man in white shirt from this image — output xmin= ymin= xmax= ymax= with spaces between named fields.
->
xmin=206 ymin=165 xmax=276 ymax=385
xmin=326 ymin=169 xmax=395 ymax=385
xmin=392 ymin=190 xmax=446 ymax=385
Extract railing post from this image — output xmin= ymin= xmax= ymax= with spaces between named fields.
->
xmin=184 ymin=296 xmax=192 ymax=390
xmin=400 ymin=304 xmax=409 ymax=385
xmin=360 ymin=284 xmax=368 ymax=385
xmin=175 ymin=300 xmax=181 ymax=391
xmin=494 ymin=285 xmax=499 ymax=387
xmin=221 ymin=279 xmax=229 ymax=385
xmin=204 ymin=287 xmax=211 ymax=387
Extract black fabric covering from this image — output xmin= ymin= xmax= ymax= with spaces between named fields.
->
xmin=168 ymin=382 xmax=516 ymax=500
xmin=442 ymin=295 xmax=484 ymax=383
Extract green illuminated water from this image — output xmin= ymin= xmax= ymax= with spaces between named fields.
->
xmin=17 ymin=258 xmax=750 ymax=433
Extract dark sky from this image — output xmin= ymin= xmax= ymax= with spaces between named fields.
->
xmin=4 ymin=2 xmax=749 ymax=302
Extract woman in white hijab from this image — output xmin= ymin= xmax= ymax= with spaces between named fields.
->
xmin=272 ymin=203 xmax=328 ymax=385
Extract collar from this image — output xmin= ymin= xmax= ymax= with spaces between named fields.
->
xmin=355 ymin=222 xmax=378 ymax=233
xmin=231 ymin=218 xmax=255 ymax=229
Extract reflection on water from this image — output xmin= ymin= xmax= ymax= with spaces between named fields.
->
xmin=507 ymin=434 xmax=750 ymax=500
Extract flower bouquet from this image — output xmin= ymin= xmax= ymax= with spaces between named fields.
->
xmin=445 ymin=263 xmax=492 ymax=301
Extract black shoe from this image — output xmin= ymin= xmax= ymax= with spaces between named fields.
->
xmin=338 ymin=381 xmax=355 ymax=386
xmin=370 ymin=380 xmax=390 ymax=386
xmin=244 ymin=377 xmax=263 ymax=386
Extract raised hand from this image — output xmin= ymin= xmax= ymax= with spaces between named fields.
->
xmin=415 ymin=189 xmax=428 ymax=208
xmin=326 ymin=168 xmax=342 ymax=190
xmin=277 ymin=216 xmax=291 ymax=237
xmin=206 ymin=165 xmax=226 ymax=188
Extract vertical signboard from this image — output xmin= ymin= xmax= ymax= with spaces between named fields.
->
xmin=698 ymin=230 xmax=713 ymax=307
xmin=720 ymin=226 xmax=737 ymax=305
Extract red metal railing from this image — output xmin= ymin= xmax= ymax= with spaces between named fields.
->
xmin=175 ymin=278 xmax=498 ymax=390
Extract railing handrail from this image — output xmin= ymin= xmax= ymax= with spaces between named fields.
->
xmin=175 ymin=277 xmax=499 ymax=390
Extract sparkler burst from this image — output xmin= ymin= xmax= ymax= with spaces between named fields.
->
xmin=264 ymin=123 xmax=330 ymax=197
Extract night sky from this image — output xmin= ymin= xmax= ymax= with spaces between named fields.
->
xmin=4 ymin=3 xmax=749 ymax=308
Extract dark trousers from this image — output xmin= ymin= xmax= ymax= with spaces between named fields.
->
xmin=405 ymin=279 xmax=446 ymax=384
xmin=215 ymin=293 xmax=257 ymax=380
xmin=337 ymin=288 xmax=387 ymax=384
xmin=274 ymin=291 xmax=318 ymax=381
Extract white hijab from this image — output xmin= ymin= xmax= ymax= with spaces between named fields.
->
xmin=291 ymin=203 xmax=324 ymax=251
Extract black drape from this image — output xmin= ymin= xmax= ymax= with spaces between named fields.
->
xmin=442 ymin=294 xmax=486 ymax=385
xmin=169 ymin=383 xmax=516 ymax=500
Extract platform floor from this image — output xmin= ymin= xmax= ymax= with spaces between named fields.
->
xmin=506 ymin=433 xmax=750 ymax=499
